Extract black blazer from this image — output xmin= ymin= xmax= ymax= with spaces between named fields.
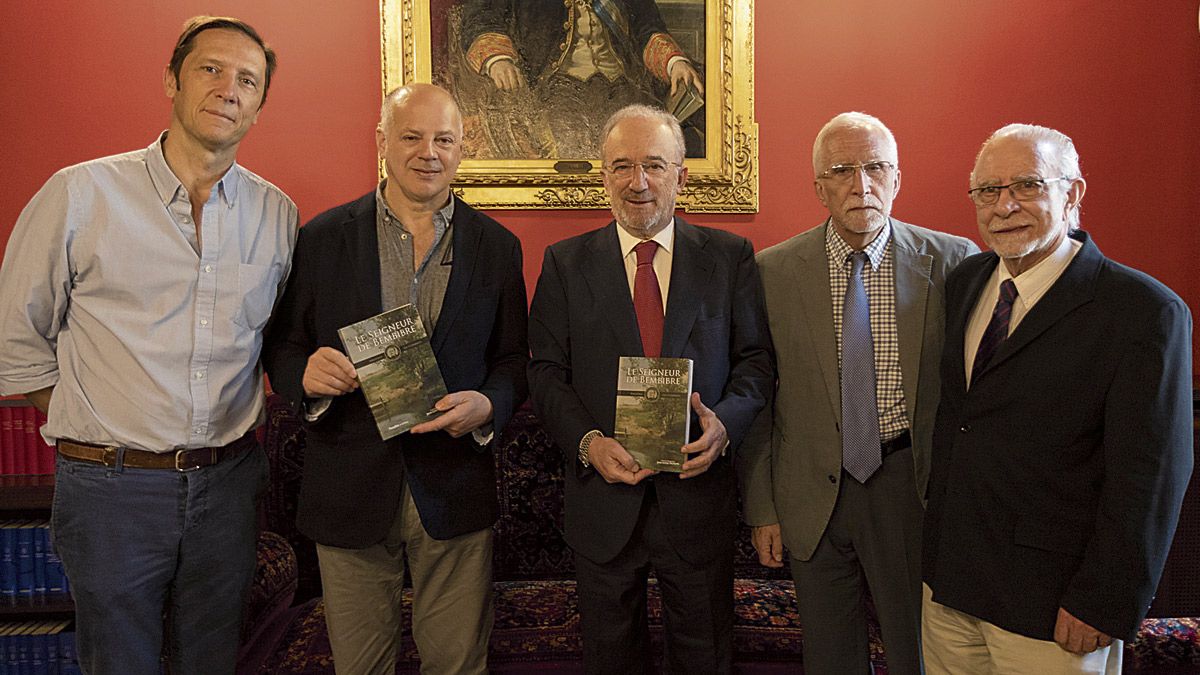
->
xmin=923 ymin=230 xmax=1193 ymax=641
xmin=527 ymin=219 xmax=773 ymax=565
xmin=263 ymin=192 xmax=528 ymax=547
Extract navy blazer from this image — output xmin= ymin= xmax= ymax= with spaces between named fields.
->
xmin=263 ymin=192 xmax=528 ymax=547
xmin=527 ymin=218 xmax=774 ymax=565
xmin=923 ymin=230 xmax=1193 ymax=641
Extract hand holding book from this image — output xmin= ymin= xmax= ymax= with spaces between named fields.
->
xmin=410 ymin=390 xmax=494 ymax=438
xmin=679 ymin=392 xmax=727 ymax=479
xmin=302 ymin=346 xmax=360 ymax=397
xmin=586 ymin=435 xmax=657 ymax=486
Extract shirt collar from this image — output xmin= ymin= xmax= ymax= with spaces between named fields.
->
xmin=995 ymin=230 xmax=1080 ymax=307
xmin=146 ymin=131 xmax=241 ymax=208
xmin=616 ymin=217 xmax=676 ymax=260
xmin=375 ymin=181 xmax=456 ymax=233
xmin=825 ymin=219 xmax=892 ymax=270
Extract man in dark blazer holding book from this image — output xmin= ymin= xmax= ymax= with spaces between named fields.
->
xmin=527 ymin=104 xmax=773 ymax=674
xmin=263 ymin=84 xmax=527 ymax=675
xmin=922 ymin=123 xmax=1192 ymax=674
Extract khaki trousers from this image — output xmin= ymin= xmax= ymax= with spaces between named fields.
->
xmin=317 ymin=482 xmax=493 ymax=675
xmin=922 ymin=584 xmax=1122 ymax=675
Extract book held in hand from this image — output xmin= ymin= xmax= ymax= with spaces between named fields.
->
xmin=614 ymin=356 xmax=694 ymax=473
xmin=338 ymin=305 xmax=447 ymax=440
xmin=668 ymin=81 xmax=704 ymax=122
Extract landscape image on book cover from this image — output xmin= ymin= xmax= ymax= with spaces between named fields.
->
xmin=338 ymin=304 xmax=447 ymax=440
xmin=614 ymin=356 xmax=693 ymax=473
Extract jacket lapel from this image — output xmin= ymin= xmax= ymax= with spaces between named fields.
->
xmin=430 ymin=196 xmax=477 ymax=354
xmin=344 ymin=193 xmax=383 ymax=317
xmin=582 ymin=223 xmax=644 ymax=357
xmin=661 ymin=218 xmax=713 ymax=358
xmin=977 ymin=230 xmax=1099 ymax=378
xmin=792 ymin=223 xmax=842 ymax=422
xmin=891 ymin=221 xmax=933 ymax=413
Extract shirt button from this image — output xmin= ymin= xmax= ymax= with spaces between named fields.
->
xmin=181 ymin=216 xmax=191 ymax=224
xmin=200 ymin=319 xmax=208 ymax=326
xmin=960 ymin=424 xmax=970 ymax=433
xmin=194 ymin=426 xmax=204 ymax=434
xmin=828 ymin=475 xmax=837 ymax=484
xmin=204 ymin=265 xmax=213 ymax=273
xmin=195 ymin=371 xmax=205 ymax=380
xmin=401 ymin=233 xmax=408 ymax=240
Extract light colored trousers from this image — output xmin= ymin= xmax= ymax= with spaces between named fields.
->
xmin=922 ymin=584 xmax=1122 ymax=675
xmin=317 ymin=483 xmax=494 ymax=675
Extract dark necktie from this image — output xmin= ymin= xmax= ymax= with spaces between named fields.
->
xmin=841 ymin=251 xmax=881 ymax=483
xmin=972 ymin=279 xmax=1019 ymax=383
xmin=633 ymin=241 xmax=664 ymax=357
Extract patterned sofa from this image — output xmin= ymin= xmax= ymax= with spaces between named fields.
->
xmin=237 ymin=395 xmax=1200 ymax=674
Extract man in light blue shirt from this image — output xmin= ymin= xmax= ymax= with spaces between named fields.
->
xmin=0 ymin=16 xmax=297 ymax=675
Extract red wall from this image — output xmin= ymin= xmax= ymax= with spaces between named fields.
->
xmin=2 ymin=1 xmax=1197 ymax=376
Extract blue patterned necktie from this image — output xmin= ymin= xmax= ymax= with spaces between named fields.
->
xmin=841 ymin=251 xmax=881 ymax=483
xmin=971 ymin=279 xmax=1019 ymax=384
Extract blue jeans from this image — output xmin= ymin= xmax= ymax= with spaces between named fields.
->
xmin=51 ymin=444 xmax=266 ymax=675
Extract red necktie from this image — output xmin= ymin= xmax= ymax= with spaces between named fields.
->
xmin=633 ymin=241 xmax=664 ymax=357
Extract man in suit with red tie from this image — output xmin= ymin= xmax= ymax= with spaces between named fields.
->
xmin=527 ymin=104 xmax=773 ymax=674
xmin=922 ymin=123 xmax=1193 ymax=674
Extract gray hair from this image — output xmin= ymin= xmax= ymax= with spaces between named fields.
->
xmin=600 ymin=104 xmax=685 ymax=162
xmin=811 ymin=112 xmax=898 ymax=174
xmin=974 ymin=123 xmax=1083 ymax=229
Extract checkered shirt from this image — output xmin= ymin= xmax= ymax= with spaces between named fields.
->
xmin=826 ymin=223 xmax=910 ymax=442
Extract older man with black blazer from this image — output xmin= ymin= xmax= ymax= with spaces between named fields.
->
xmin=527 ymin=104 xmax=773 ymax=675
xmin=738 ymin=112 xmax=977 ymax=675
xmin=264 ymin=84 xmax=527 ymax=675
xmin=922 ymin=123 xmax=1193 ymax=674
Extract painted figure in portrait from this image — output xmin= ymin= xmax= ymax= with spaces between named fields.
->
xmin=436 ymin=0 xmax=707 ymax=159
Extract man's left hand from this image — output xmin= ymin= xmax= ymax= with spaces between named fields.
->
xmin=679 ymin=392 xmax=727 ymax=479
xmin=668 ymin=60 xmax=704 ymax=98
xmin=1054 ymin=607 xmax=1113 ymax=655
xmin=410 ymin=390 xmax=493 ymax=438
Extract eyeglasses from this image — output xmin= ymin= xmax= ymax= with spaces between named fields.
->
xmin=967 ymin=177 xmax=1073 ymax=206
xmin=602 ymin=161 xmax=681 ymax=179
xmin=817 ymin=160 xmax=896 ymax=183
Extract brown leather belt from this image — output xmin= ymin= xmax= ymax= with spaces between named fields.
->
xmin=57 ymin=432 xmax=255 ymax=472
xmin=881 ymin=430 xmax=912 ymax=458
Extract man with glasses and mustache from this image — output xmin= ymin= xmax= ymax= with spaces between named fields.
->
xmin=527 ymin=104 xmax=772 ymax=674
xmin=737 ymin=112 xmax=975 ymax=674
xmin=921 ymin=124 xmax=1192 ymax=674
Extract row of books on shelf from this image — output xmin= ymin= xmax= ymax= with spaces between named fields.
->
xmin=0 ymin=407 xmax=52 ymax=476
xmin=0 ymin=522 xmax=69 ymax=602
xmin=0 ymin=620 xmax=79 ymax=674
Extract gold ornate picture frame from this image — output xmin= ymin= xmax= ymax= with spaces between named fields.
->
xmin=380 ymin=0 xmax=757 ymax=212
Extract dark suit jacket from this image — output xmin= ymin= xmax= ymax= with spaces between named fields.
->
xmin=263 ymin=192 xmax=528 ymax=547
xmin=923 ymin=230 xmax=1193 ymax=641
xmin=527 ymin=218 xmax=774 ymax=566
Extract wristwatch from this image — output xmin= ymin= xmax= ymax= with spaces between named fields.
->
xmin=578 ymin=430 xmax=603 ymax=468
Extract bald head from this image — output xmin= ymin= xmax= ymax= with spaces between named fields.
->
xmin=380 ymin=83 xmax=463 ymax=137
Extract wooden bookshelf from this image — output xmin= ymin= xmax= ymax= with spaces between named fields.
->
xmin=0 ymin=474 xmax=54 ymax=511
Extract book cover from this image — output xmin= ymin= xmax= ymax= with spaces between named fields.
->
xmin=22 ymin=406 xmax=37 ymax=476
xmin=0 ymin=407 xmax=12 ymax=475
xmin=337 ymin=304 xmax=448 ymax=441
xmin=33 ymin=408 xmax=50 ymax=475
xmin=31 ymin=523 xmax=46 ymax=598
xmin=15 ymin=523 xmax=34 ymax=598
xmin=613 ymin=357 xmax=694 ymax=473
xmin=0 ymin=522 xmax=16 ymax=600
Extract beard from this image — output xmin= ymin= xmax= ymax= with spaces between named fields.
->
xmin=610 ymin=194 xmax=676 ymax=238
